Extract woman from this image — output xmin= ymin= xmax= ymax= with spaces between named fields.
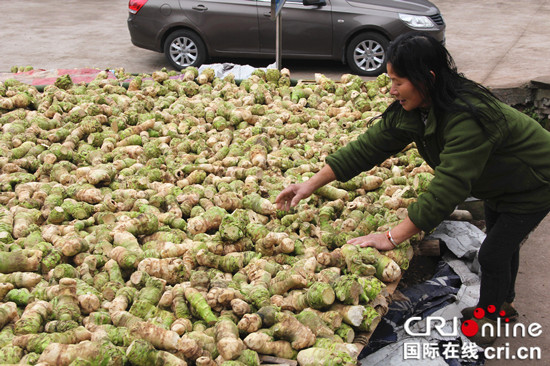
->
xmin=275 ymin=33 xmax=550 ymax=345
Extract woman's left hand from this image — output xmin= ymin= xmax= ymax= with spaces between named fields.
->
xmin=347 ymin=232 xmax=396 ymax=251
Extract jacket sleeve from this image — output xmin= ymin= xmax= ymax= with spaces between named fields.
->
xmin=325 ymin=117 xmax=412 ymax=182
xmin=407 ymin=113 xmax=497 ymax=232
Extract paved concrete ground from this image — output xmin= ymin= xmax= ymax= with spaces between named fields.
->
xmin=491 ymin=215 xmax=550 ymax=366
xmin=434 ymin=0 xmax=550 ymax=88
xmin=2 ymin=1 xmax=550 ymax=364
xmin=2 ymin=0 xmax=550 ymax=87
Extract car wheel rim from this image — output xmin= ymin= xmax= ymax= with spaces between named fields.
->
xmin=170 ymin=36 xmax=198 ymax=67
xmin=353 ymin=40 xmax=385 ymax=72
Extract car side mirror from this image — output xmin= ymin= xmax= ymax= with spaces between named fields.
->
xmin=303 ymin=0 xmax=326 ymax=6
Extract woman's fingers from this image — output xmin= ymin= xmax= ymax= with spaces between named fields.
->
xmin=284 ymin=197 xmax=293 ymax=211
xmin=290 ymin=192 xmax=305 ymax=208
xmin=275 ymin=185 xmax=298 ymax=211
xmin=276 ymin=184 xmax=311 ymax=211
xmin=348 ymin=233 xmax=395 ymax=251
xmin=347 ymin=236 xmax=376 ymax=247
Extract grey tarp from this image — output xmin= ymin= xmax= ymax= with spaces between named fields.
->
xmin=359 ymin=221 xmax=486 ymax=366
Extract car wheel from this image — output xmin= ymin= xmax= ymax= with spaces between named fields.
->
xmin=346 ymin=33 xmax=389 ymax=76
xmin=164 ymin=30 xmax=206 ymax=70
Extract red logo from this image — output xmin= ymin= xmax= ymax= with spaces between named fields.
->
xmin=461 ymin=305 xmax=510 ymax=337
xmin=461 ymin=319 xmax=479 ymax=337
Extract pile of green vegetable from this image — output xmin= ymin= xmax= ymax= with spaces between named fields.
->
xmin=0 ymin=66 xmax=434 ymax=366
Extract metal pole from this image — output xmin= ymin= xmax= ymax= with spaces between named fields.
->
xmin=275 ymin=13 xmax=282 ymax=70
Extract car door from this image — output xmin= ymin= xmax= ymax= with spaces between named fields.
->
xmin=256 ymin=0 xmax=333 ymax=57
xmin=179 ymin=0 xmax=260 ymax=55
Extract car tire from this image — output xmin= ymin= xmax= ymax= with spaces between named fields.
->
xmin=164 ymin=30 xmax=207 ymax=70
xmin=346 ymin=32 xmax=389 ymax=76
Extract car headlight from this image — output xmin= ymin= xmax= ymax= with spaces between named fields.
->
xmin=399 ymin=13 xmax=436 ymax=29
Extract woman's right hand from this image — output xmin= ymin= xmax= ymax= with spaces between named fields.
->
xmin=275 ymin=183 xmax=314 ymax=211
xmin=276 ymin=165 xmax=337 ymax=211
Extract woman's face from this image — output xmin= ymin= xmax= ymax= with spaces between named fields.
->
xmin=387 ymin=63 xmax=430 ymax=111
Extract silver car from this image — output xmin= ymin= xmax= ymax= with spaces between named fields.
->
xmin=127 ymin=0 xmax=445 ymax=76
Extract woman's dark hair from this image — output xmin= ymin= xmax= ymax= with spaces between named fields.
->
xmin=382 ymin=32 xmax=505 ymax=135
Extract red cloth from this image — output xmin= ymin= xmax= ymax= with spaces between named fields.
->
xmin=0 ymin=68 xmax=116 ymax=86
